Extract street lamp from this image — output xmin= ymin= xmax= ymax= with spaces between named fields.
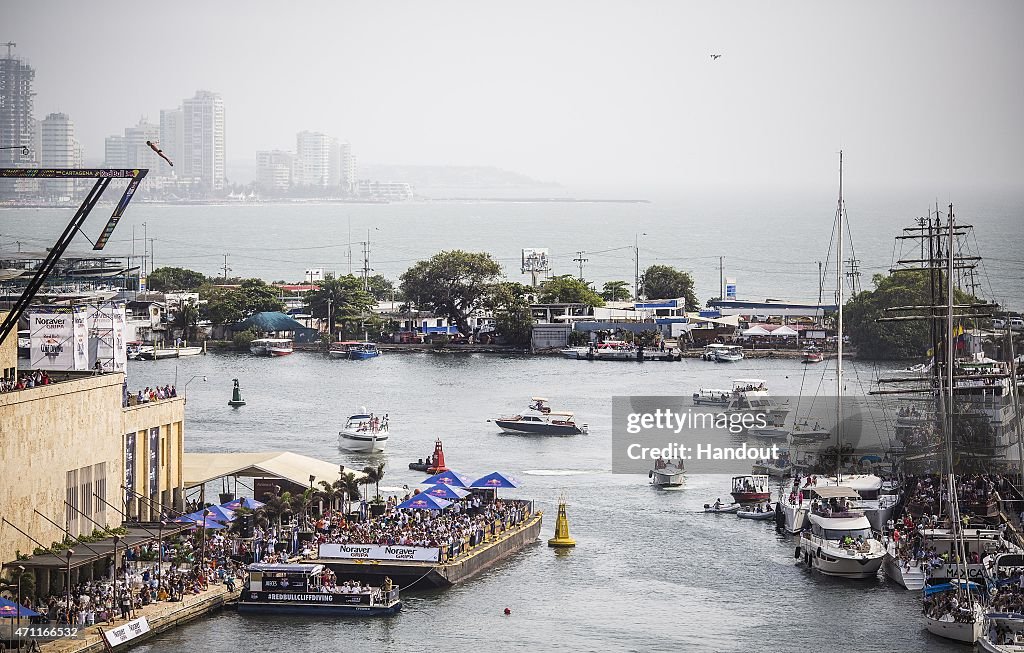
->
xmin=183 ymin=375 xmax=207 ymax=404
xmin=158 ymin=519 xmax=165 ymax=599
xmin=0 ymin=145 xmax=30 ymax=156
xmin=634 ymin=232 xmax=647 ymax=301
xmin=64 ymin=549 xmax=74 ymax=625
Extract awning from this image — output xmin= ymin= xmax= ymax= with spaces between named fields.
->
xmin=810 ymin=486 xmax=862 ymax=499
xmin=183 ymin=451 xmax=363 ymax=489
xmin=7 ymin=525 xmax=192 ymax=570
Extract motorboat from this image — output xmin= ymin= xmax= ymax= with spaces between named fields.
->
xmin=692 ymin=388 xmax=730 ymax=407
xmin=737 ymin=506 xmax=776 ymax=520
xmin=796 ymin=491 xmax=885 ymax=579
xmin=787 ymin=420 xmax=832 ymax=444
xmin=923 ymin=581 xmax=985 ymax=644
xmin=251 ymin=338 xmax=294 ymax=356
xmin=802 ymin=346 xmax=825 ymax=364
xmin=730 ymin=474 xmax=771 ymax=503
xmin=881 ymin=536 xmax=926 ymax=591
xmin=330 ymin=341 xmax=381 ymax=360
xmin=714 ymin=344 xmax=744 ymax=362
xmin=338 ymin=411 xmax=390 ymax=453
xmin=704 ymin=502 xmax=740 ymax=514
xmin=560 ymin=346 xmax=591 ymax=359
xmin=649 ymin=458 xmax=685 ymax=488
xmin=491 ymin=410 xmax=587 ymax=436
xmin=724 ymin=379 xmax=790 ymax=426
xmin=240 ymin=563 xmax=401 ymax=615
xmin=136 ymin=345 xmax=203 ymax=360
xmin=979 ymin=553 xmax=1024 ymax=652
xmin=747 ymin=425 xmax=790 ymax=439
xmin=778 ymin=474 xmax=887 ymax=534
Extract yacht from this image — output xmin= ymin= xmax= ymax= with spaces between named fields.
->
xmin=724 ymin=379 xmax=790 ymax=425
xmin=338 ymin=411 xmax=390 ymax=453
xmin=649 ymin=458 xmax=685 ymax=488
xmin=778 ymin=474 xmax=888 ymax=534
xmin=980 ymin=553 xmax=1024 ymax=652
xmin=796 ymin=487 xmax=885 ymax=578
xmin=491 ymin=410 xmax=587 ymax=436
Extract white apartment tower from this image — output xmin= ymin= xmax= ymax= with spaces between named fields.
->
xmin=296 ymin=131 xmax=342 ymax=187
xmin=159 ymin=108 xmax=184 ymax=174
xmin=40 ymin=112 xmax=82 ymax=199
xmin=182 ymin=90 xmax=225 ymax=191
xmin=124 ymin=118 xmax=161 ymax=170
xmin=256 ymin=149 xmax=294 ymax=193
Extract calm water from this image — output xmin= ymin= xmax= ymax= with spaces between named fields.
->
xmin=3 ymin=193 xmax=1023 ymax=308
xmin=125 ymin=351 xmax=963 ymax=653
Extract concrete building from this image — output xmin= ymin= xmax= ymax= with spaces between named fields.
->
xmin=0 ymin=49 xmax=36 ymax=198
xmin=182 ymin=90 xmax=226 ymax=191
xmin=0 ymin=312 xmax=186 ymax=580
xmin=124 ymin=117 xmax=162 ymax=172
xmin=340 ymin=141 xmax=356 ymax=192
xmin=355 ymin=179 xmax=413 ymax=200
xmin=104 ymin=134 xmax=127 ymax=167
xmin=295 ymin=131 xmax=342 ymax=187
xmin=256 ymin=149 xmax=294 ymax=193
xmin=39 ymin=112 xmax=83 ymax=199
xmin=158 ymin=107 xmax=184 ymax=174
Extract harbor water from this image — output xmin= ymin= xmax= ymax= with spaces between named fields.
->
xmin=127 ymin=351 xmax=964 ymax=652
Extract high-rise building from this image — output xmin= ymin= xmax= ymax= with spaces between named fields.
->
xmin=182 ymin=90 xmax=225 ymax=191
xmin=0 ymin=49 xmax=36 ymax=197
xmin=124 ymin=117 xmax=161 ymax=171
xmin=256 ymin=149 xmax=294 ymax=193
xmin=40 ymin=112 xmax=81 ymax=199
xmin=340 ymin=142 xmax=356 ymax=193
xmin=159 ymin=107 xmax=183 ymax=173
xmin=104 ymin=135 xmax=127 ymax=168
xmin=295 ymin=131 xmax=342 ymax=187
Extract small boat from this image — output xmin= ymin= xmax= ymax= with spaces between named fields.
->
xmin=737 ymin=507 xmax=776 ymax=520
xmin=126 ymin=341 xmax=145 ymax=360
xmin=923 ymin=581 xmax=985 ymax=644
xmin=251 ymin=338 xmax=293 ymax=357
xmin=747 ymin=426 xmax=790 ymax=439
xmin=239 ymin=563 xmax=401 ymax=615
xmin=802 ymin=346 xmax=825 ymax=364
xmin=692 ymin=388 xmax=730 ymax=406
xmin=137 ymin=345 xmax=203 ymax=360
xmin=714 ymin=344 xmax=744 ymax=362
xmin=491 ymin=398 xmax=587 ymax=435
xmin=649 ymin=458 xmax=685 ymax=488
xmin=560 ymin=346 xmax=591 ymax=359
xmin=330 ymin=341 xmax=381 ymax=360
xmin=787 ymin=420 xmax=832 ymax=444
xmin=338 ymin=410 xmax=390 ymax=453
xmin=704 ymin=502 xmax=740 ymax=514
xmin=730 ymin=475 xmax=771 ymax=503
xmin=409 ymin=439 xmax=448 ymax=474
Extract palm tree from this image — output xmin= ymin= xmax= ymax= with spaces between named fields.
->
xmin=360 ymin=463 xmax=386 ymax=503
xmin=290 ymin=487 xmax=318 ymax=530
xmin=261 ymin=487 xmax=293 ymax=530
xmin=173 ymin=298 xmax=201 ymax=342
xmin=338 ymin=472 xmax=362 ymax=515
xmin=601 ymin=280 xmax=632 ymax=302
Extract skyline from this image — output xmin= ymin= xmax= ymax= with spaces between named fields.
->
xmin=5 ymin=1 xmax=1024 ymax=195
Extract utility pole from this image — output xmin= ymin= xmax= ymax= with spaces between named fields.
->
xmin=817 ymin=261 xmax=824 ymax=304
xmin=719 ymin=256 xmax=724 ymax=300
xmin=844 ymin=257 xmax=861 ymax=295
xmin=573 ymin=251 xmax=588 ymax=281
xmin=142 ymin=222 xmax=147 ymax=278
xmin=361 ymin=230 xmax=371 ymax=292
xmin=222 ymin=254 xmax=231 ymax=281
xmin=149 ymin=238 xmax=155 ymax=273
xmin=634 ymin=232 xmax=646 ymax=301
xmin=326 ymin=297 xmax=333 ymax=339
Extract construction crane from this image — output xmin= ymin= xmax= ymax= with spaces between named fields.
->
xmin=2 ymin=42 xmax=16 ymax=58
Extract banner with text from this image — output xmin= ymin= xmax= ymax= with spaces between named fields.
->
xmin=103 ymin=616 xmax=150 ymax=646
xmin=318 ymin=543 xmax=440 ymax=562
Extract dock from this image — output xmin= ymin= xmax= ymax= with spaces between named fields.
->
xmin=309 ymin=510 xmax=543 ymax=589
xmin=37 ymin=583 xmax=239 ymax=653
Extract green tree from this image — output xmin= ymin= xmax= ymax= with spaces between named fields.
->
xmin=148 ymin=266 xmax=207 ymax=292
xmin=200 ymin=279 xmax=284 ymax=326
xmin=399 ymin=250 xmax=503 ymax=336
xmin=601 ymin=280 xmax=632 ymax=302
xmin=485 ymin=281 xmax=534 ymax=346
xmin=844 ymin=270 xmax=983 ymax=360
xmin=304 ymin=275 xmax=376 ymax=338
xmin=537 ymin=275 xmax=605 ymax=307
xmin=360 ymin=462 xmax=386 ymax=503
xmin=641 ymin=265 xmax=699 ymax=309
xmin=366 ymin=274 xmax=398 ymax=302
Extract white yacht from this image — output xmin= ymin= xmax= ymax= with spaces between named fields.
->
xmin=778 ymin=474 xmax=887 ymax=534
xmin=723 ymin=379 xmax=790 ymax=425
xmin=796 ymin=490 xmax=885 ymax=578
xmin=338 ymin=411 xmax=390 ymax=453
xmin=649 ymin=458 xmax=685 ymax=488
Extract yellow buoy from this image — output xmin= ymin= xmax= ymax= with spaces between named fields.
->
xmin=548 ymin=498 xmax=576 ymax=548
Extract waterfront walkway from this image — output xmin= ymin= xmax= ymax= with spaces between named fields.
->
xmin=37 ymin=583 xmax=239 ymax=653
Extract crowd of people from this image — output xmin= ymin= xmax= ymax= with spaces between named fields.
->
xmin=0 ymin=370 xmax=53 ymax=393
xmin=126 ymin=384 xmax=177 ymax=406
xmin=904 ymin=475 xmax=999 ymax=520
xmin=923 ymin=589 xmax=981 ymax=623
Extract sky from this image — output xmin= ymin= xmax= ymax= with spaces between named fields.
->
xmin=6 ymin=1 xmax=1024 ymax=194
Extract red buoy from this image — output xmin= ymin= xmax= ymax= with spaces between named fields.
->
xmin=427 ymin=439 xmax=449 ymax=473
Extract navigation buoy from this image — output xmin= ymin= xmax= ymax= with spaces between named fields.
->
xmin=428 ymin=439 xmax=448 ymax=473
xmin=228 ymin=378 xmax=246 ymax=407
xmin=504 ymin=607 xmax=511 ymax=615
xmin=548 ymin=497 xmax=576 ymax=548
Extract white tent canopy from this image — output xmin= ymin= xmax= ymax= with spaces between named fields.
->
xmin=769 ymin=325 xmax=800 ymax=337
xmin=183 ymin=451 xmax=363 ymax=489
xmin=742 ymin=325 xmax=772 ymax=336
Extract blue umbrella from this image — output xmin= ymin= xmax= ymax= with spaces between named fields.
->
xmin=190 ymin=517 xmax=228 ymax=530
xmin=0 ymin=596 xmax=40 ymax=618
xmin=175 ymin=505 xmax=235 ymax=524
xmin=421 ymin=470 xmax=471 ymax=487
xmin=396 ymin=494 xmax=452 ymax=511
xmin=421 ymin=484 xmax=471 ymax=500
xmin=222 ymin=497 xmax=266 ymax=511
xmin=470 ymin=472 xmax=520 ymax=489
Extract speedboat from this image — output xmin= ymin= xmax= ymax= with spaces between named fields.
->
xmin=802 ymin=346 xmax=825 ymax=363
xmin=251 ymin=338 xmax=294 ymax=356
xmin=560 ymin=346 xmax=591 ymax=359
xmin=704 ymin=502 xmax=740 ymax=514
xmin=714 ymin=344 xmax=744 ymax=362
xmin=330 ymin=341 xmax=381 ymax=360
xmin=796 ymin=495 xmax=885 ymax=579
xmin=649 ymin=458 xmax=685 ymax=488
xmin=692 ymin=388 xmax=730 ymax=406
xmin=730 ymin=475 xmax=771 ymax=503
xmin=491 ymin=411 xmax=587 ymax=436
xmin=338 ymin=411 xmax=390 ymax=453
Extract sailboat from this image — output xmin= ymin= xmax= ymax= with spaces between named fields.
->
xmin=791 ymin=153 xmax=886 ymax=578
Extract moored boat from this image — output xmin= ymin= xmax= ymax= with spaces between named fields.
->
xmin=737 ymin=506 xmax=776 ymax=520
xmin=704 ymin=502 xmax=740 ymax=514
xmin=240 ymin=563 xmax=401 ymax=615
xmin=330 ymin=341 xmax=381 ymax=360
xmin=251 ymin=338 xmax=294 ymax=356
xmin=797 ymin=503 xmax=885 ymax=579
xmin=137 ymin=345 xmax=203 ymax=360
xmin=730 ymin=474 xmax=770 ymax=503
xmin=692 ymin=388 xmax=730 ymax=406
xmin=923 ymin=581 xmax=985 ymax=644
xmin=802 ymin=346 xmax=825 ymax=363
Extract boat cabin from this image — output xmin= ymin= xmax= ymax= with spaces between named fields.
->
xmin=241 ymin=563 xmax=401 ymax=614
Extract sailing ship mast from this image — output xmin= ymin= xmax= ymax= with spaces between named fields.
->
xmin=836 ymin=152 xmax=845 ymax=481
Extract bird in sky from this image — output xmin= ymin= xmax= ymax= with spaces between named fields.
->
xmin=146 ymin=140 xmax=174 ymax=167
xmin=710 ymin=54 xmax=722 ymax=60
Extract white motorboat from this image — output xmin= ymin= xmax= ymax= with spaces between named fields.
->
xmin=560 ymin=346 xmax=590 ymax=359
xmin=881 ymin=537 xmax=926 ymax=591
xmin=714 ymin=344 xmax=744 ymax=362
xmin=251 ymin=338 xmax=294 ymax=356
xmin=724 ymin=379 xmax=790 ymax=426
xmin=137 ymin=345 xmax=203 ymax=360
xmin=700 ymin=503 xmax=741 ymax=513
xmin=649 ymin=458 xmax=685 ymax=488
xmin=979 ymin=553 xmax=1024 ymax=652
xmin=778 ymin=475 xmax=886 ymax=534
xmin=796 ymin=497 xmax=885 ymax=578
xmin=338 ymin=411 xmax=390 ymax=453
xmin=692 ymin=388 xmax=730 ymax=406
xmin=490 ymin=397 xmax=588 ymax=436
xmin=747 ymin=426 xmax=790 ymax=439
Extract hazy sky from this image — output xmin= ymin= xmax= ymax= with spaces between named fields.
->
xmin=7 ymin=1 xmax=1024 ymax=193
